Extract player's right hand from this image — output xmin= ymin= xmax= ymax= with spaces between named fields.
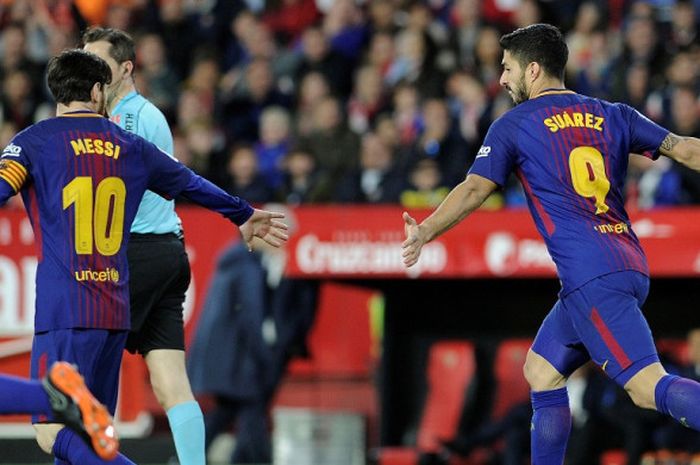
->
xmin=402 ymin=212 xmax=425 ymax=267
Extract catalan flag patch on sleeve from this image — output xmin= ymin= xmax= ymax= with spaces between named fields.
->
xmin=0 ymin=159 xmax=28 ymax=192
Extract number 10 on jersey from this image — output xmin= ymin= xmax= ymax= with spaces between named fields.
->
xmin=62 ymin=176 xmax=126 ymax=256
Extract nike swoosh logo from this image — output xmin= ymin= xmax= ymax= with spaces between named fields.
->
xmin=475 ymin=153 xmax=489 ymax=159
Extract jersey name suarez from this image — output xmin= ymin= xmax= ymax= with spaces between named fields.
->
xmin=469 ymin=90 xmax=669 ymax=294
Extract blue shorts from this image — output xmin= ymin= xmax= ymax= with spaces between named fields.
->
xmin=30 ymin=329 xmax=128 ymax=422
xmin=531 ymin=271 xmax=659 ymax=386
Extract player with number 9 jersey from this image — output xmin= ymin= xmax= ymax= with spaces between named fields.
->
xmin=468 ymin=90 xmax=668 ymax=295
xmin=0 ymin=112 xmax=253 ymax=333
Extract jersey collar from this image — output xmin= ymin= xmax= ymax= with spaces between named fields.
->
xmin=59 ymin=110 xmax=103 ymax=118
xmin=533 ymin=88 xmax=576 ymax=99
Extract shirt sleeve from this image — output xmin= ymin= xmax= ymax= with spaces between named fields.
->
xmin=141 ymin=139 xmax=254 ymax=225
xmin=467 ymin=116 xmax=518 ymax=187
xmin=619 ymin=103 xmax=669 ymax=160
xmin=0 ymin=135 xmax=31 ymax=204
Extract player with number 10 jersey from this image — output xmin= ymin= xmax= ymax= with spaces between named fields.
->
xmin=0 ymin=111 xmax=254 ymax=333
xmin=469 ymin=90 xmax=668 ymax=295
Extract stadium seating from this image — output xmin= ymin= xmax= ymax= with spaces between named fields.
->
xmin=374 ymin=340 xmax=477 ymax=465
xmin=490 ymin=338 xmax=532 ymax=421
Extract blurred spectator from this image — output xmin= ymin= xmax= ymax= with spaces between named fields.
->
xmin=188 ymin=239 xmax=278 ymax=465
xmin=0 ymin=22 xmax=41 ymax=86
xmin=409 ymin=98 xmax=470 ymax=188
xmin=367 ymin=0 xmax=398 ymax=35
xmin=566 ymin=2 xmax=606 ymax=78
xmin=294 ymin=71 xmax=331 ymax=137
xmin=0 ymin=69 xmax=37 ymax=130
xmin=666 ymin=86 xmax=700 ymax=204
xmin=392 ymin=83 xmax=422 ymax=148
xmin=400 ymin=158 xmax=449 ymax=208
xmin=473 ymin=26 xmax=505 ymax=98
xmin=223 ymin=57 xmax=292 ymax=143
xmin=445 ymin=70 xmax=490 ymax=152
xmin=666 ymin=0 xmax=699 ymax=52
xmin=335 ymin=133 xmax=404 ymax=203
xmin=276 ymin=147 xmax=322 ymax=205
xmin=365 ymin=31 xmax=395 ymax=81
xmin=136 ymin=33 xmax=179 ymax=120
xmin=255 ymin=106 xmax=292 ymax=190
xmin=297 ymin=95 xmax=360 ymax=200
xmin=348 ymin=65 xmax=387 ymax=134
xmin=569 ymin=29 xmax=613 ymax=99
xmin=263 ymin=0 xmax=320 ymax=45
xmin=512 ymin=0 xmax=543 ymax=29
xmin=294 ymin=25 xmax=354 ymax=97
xmin=225 ymin=144 xmax=274 ymax=204
xmin=182 ymin=118 xmax=228 ymax=187
xmin=322 ymin=0 xmax=367 ymax=61
xmin=607 ymin=13 xmax=666 ymax=102
xmin=448 ymin=0 xmax=484 ymax=70
xmin=386 ymin=28 xmax=444 ymax=98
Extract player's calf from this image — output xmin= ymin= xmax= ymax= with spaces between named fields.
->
xmin=41 ymin=361 xmax=119 ymax=460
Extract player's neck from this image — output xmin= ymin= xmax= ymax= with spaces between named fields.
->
xmin=57 ymin=101 xmax=100 ymax=116
xmin=108 ymin=81 xmax=136 ymax=113
xmin=529 ymin=78 xmax=566 ymax=99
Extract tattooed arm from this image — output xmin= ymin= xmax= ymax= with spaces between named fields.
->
xmin=659 ymin=133 xmax=700 ymax=171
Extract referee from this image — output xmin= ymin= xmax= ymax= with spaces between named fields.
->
xmin=83 ymin=28 xmax=205 ymax=465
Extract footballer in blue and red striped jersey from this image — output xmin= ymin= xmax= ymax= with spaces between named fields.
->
xmin=0 ymin=111 xmax=254 ymax=332
xmin=468 ymin=91 xmax=668 ymax=296
xmin=403 ymin=24 xmax=700 ymax=464
xmin=0 ymin=112 xmax=253 ymax=333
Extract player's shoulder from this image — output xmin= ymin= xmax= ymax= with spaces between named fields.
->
xmin=134 ymin=94 xmax=168 ymax=126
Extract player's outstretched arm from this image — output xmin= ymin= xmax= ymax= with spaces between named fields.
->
xmin=402 ymin=174 xmax=497 ymax=267
xmin=659 ymin=132 xmax=700 ymax=171
xmin=239 ymin=208 xmax=289 ymax=251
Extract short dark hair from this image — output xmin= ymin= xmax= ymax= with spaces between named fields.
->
xmin=47 ymin=49 xmax=112 ymax=104
xmin=81 ymin=26 xmax=136 ymax=64
xmin=499 ymin=23 xmax=568 ymax=80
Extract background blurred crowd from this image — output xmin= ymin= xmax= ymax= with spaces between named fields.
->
xmin=2 ymin=0 xmax=700 ymax=210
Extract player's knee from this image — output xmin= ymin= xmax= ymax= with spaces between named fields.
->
xmin=523 ymin=352 xmax=566 ymax=391
xmin=150 ymin=371 xmax=193 ymax=410
xmin=625 ymin=385 xmax=657 ymax=410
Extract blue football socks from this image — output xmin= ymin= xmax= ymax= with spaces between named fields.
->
xmin=52 ymin=428 xmax=135 ymax=465
xmin=0 ymin=374 xmax=51 ymax=415
xmin=530 ymin=387 xmax=571 ymax=465
xmin=167 ymin=400 xmax=206 ymax=465
xmin=655 ymin=374 xmax=700 ymax=430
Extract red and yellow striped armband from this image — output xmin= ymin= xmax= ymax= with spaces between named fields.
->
xmin=0 ymin=159 xmax=28 ymax=192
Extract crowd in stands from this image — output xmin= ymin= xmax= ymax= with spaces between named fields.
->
xmin=2 ymin=0 xmax=700 ymax=211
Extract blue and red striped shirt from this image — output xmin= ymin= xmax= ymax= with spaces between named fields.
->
xmin=0 ymin=111 xmax=253 ymax=331
xmin=469 ymin=90 xmax=669 ymax=295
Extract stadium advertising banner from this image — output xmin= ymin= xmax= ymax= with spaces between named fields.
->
xmin=284 ymin=206 xmax=700 ymax=279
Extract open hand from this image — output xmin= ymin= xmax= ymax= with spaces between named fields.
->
xmin=239 ymin=208 xmax=289 ymax=251
xmin=402 ymin=212 xmax=426 ymax=267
